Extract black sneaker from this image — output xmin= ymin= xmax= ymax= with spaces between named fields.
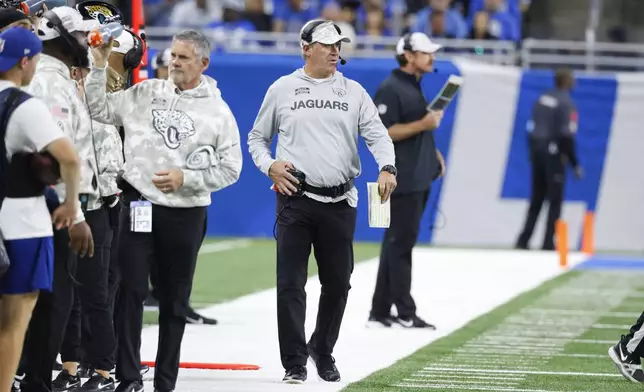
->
xmin=609 ymin=338 xmax=644 ymax=383
xmin=52 ymin=370 xmax=81 ymax=392
xmin=11 ymin=373 xmax=24 ymax=392
xmin=394 ymin=315 xmax=437 ymax=329
xmin=307 ymin=344 xmax=341 ymax=382
xmin=77 ymin=363 xmax=92 ymax=379
xmin=186 ymin=307 xmax=217 ymax=325
xmin=140 ymin=364 xmax=150 ymax=376
xmin=76 ymin=373 xmax=115 ymax=392
xmin=366 ymin=314 xmax=395 ymax=328
xmin=282 ymin=365 xmax=307 ymax=384
xmin=115 ymin=381 xmax=143 ymax=392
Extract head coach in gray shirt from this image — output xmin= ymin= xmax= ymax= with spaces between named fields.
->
xmin=248 ymin=18 xmax=397 ymax=385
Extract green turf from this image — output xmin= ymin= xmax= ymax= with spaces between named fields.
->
xmin=342 ymin=269 xmax=644 ymax=392
xmin=143 ymin=238 xmax=382 ymax=325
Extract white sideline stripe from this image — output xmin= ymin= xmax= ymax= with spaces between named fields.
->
xmin=421 ymin=367 xmax=623 ymax=377
xmin=395 ymin=382 xmax=580 ymax=392
xmin=198 ymin=239 xmax=251 ymax=254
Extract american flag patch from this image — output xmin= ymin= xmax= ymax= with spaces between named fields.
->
xmin=51 ymin=105 xmax=69 ymax=118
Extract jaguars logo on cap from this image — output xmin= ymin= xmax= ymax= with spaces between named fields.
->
xmin=76 ymin=0 xmax=122 ymax=24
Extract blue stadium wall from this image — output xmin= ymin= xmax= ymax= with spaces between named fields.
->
xmin=145 ymin=50 xmax=644 ymax=252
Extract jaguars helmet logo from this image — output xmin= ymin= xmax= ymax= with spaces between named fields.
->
xmin=152 ymin=109 xmax=196 ymax=149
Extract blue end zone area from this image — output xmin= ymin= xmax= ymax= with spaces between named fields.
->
xmin=574 ymin=255 xmax=644 ymax=270
xmin=145 ymin=51 xmax=461 ymax=242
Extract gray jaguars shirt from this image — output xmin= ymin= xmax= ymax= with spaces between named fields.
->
xmin=84 ymin=66 xmax=243 ymax=208
xmin=247 ymin=68 xmax=396 ymax=207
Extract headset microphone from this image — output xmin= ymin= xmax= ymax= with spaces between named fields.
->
xmin=340 ymin=56 xmax=347 ymax=65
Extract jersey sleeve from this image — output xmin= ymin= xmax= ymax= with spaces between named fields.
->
xmin=557 ymin=100 xmax=580 ymax=167
xmin=84 ymin=65 xmax=134 ymax=126
xmin=358 ymin=87 xmax=396 ymax=170
xmin=372 ymin=84 xmax=401 ymax=129
xmin=248 ymin=83 xmax=280 ymax=176
xmin=8 ymin=98 xmax=67 ymax=152
xmin=25 ymin=78 xmax=75 ymax=142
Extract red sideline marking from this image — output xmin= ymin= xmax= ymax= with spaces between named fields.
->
xmin=141 ymin=361 xmax=260 ymax=371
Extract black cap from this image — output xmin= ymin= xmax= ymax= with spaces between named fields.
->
xmin=0 ymin=8 xmax=29 ymax=30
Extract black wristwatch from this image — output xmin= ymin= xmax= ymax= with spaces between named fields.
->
xmin=381 ymin=165 xmax=397 ymax=177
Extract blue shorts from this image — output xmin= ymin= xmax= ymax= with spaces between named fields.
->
xmin=0 ymin=237 xmax=54 ymax=295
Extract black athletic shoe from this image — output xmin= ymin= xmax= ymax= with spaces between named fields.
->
xmin=77 ymin=363 xmax=92 ymax=379
xmin=76 ymin=373 xmax=115 ymax=392
xmin=115 ymin=381 xmax=143 ymax=392
xmin=186 ymin=307 xmax=217 ymax=325
xmin=11 ymin=373 xmax=24 ymax=392
xmin=366 ymin=314 xmax=395 ymax=328
xmin=140 ymin=364 xmax=150 ymax=376
xmin=282 ymin=365 xmax=307 ymax=384
xmin=307 ymin=344 xmax=341 ymax=382
xmin=52 ymin=370 xmax=81 ymax=392
xmin=609 ymin=338 xmax=644 ymax=383
xmin=394 ymin=315 xmax=437 ymax=329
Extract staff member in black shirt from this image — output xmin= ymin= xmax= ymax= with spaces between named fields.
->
xmin=367 ymin=32 xmax=444 ymax=329
xmin=516 ymin=69 xmax=583 ymax=251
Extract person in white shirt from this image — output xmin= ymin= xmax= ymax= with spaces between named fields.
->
xmin=0 ymin=27 xmax=81 ymax=392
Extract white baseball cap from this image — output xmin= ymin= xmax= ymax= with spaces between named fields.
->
xmin=112 ymin=29 xmax=136 ymax=55
xmin=39 ymin=6 xmax=99 ymax=41
xmin=300 ymin=20 xmax=351 ymax=47
xmin=396 ymin=32 xmax=442 ymax=55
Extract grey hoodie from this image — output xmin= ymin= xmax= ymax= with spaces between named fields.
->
xmin=84 ymin=66 xmax=242 ymax=208
xmin=247 ymin=68 xmax=395 ymax=207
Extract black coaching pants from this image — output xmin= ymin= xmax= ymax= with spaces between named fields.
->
xmin=276 ymin=194 xmax=357 ymax=371
xmin=22 ymin=208 xmax=113 ymax=390
xmin=115 ymin=188 xmax=206 ymax=391
xmin=370 ymin=190 xmax=429 ymax=319
xmin=517 ymin=140 xmax=566 ymax=250
xmin=60 ymin=208 xmax=114 ymax=371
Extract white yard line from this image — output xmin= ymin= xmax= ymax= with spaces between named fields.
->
xmin=591 ymin=323 xmax=632 ymax=330
xmin=138 ymin=248 xmax=587 ymax=392
xmin=420 ymin=367 xmax=622 ymax=378
xmin=394 ymin=382 xmax=584 ymax=392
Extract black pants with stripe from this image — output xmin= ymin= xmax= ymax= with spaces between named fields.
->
xmin=275 ymin=194 xmax=357 ymax=371
xmin=370 ymin=190 xmax=429 ymax=319
xmin=114 ymin=186 xmax=206 ymax=391
xmin=622 ymin=312 xmax=644 ymax=356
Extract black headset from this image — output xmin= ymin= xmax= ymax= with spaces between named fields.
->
xmin=40 ymin=10 xmax=90 ymax=67
xmin=300 ymin=20 xmax=346 ymax=65
xmin=401 ymin=32 xmax=413 ymax=52
xmin=121 ymin=29 xmax=145 ymax=71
